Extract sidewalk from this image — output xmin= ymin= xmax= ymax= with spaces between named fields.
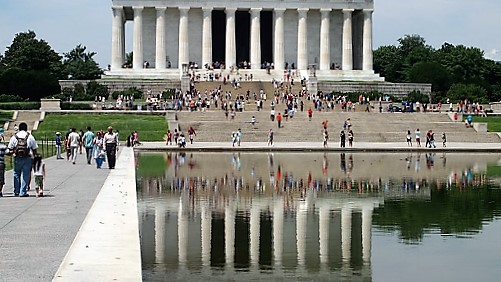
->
xmin=0 ymin=149 xmax=136 ymax=282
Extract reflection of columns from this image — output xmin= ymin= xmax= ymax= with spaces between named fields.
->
xmin=155 ymin=206 xmax=165 ymax=264
xmin=362 ymin=207 xmax=373 ymax=262
xmin=297 ymin=8 xmax=309 ymax=70
xmin=362 ymin=9 xmax=374 ymax=71
xmin=296 ymin=201 xmax=307 ymax=266
xmin=319 ymin=9 xmax=331 ymax=71
xmin=201 ymin=204 xmax=212 ymax=267
xmin=273 ymin=8 xmax=285 ymax=70
xmin=225 ymin=8 xmax=237 ymax=68
xmin=202 ymin=7 xmax=213 ymax=67
xmin=155 ymin=7 xmax=167 ymax=69
xmin=132 ymin=6 xmax=144 ymax=69
xmin=111 ymin=6 xmax=124 ymax=70
xmin=178 ymin=7 xmax=190 ymax=67
xmin=250 ymin=8 xmax=262 ymax=70
xmin=250 ymin=205 xmax=260 ymax=267
xmin=342 ymin=9 xmax=354 ymax=71
xmin=319 ymin=205 xmax=330 ymax=265
xmin=273 ymin=198 xmax=284 ymax=266
xmin=341 ymin=205 xmax=352 ymax=263
xmin=225 ymin=203 xmax=235 ymax=265
xmin=178 ymin=196 xmax=188 ymax=266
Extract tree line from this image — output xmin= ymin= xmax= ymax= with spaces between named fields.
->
xmin=374 ymin=34 xmax=501 ymax=103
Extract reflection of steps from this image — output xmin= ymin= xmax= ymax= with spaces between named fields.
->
xmin=176 ymin=111 xmax=501 ymax=143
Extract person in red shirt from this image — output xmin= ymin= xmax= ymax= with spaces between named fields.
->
xmin=276 ymin=113 xmax=282 ymax=128
xmin=308 ymin=108 xmax=313 ymax=121
xmin=322 ymin=120 xmax=328 ymax=130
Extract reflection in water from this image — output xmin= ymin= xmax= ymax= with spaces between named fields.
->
xmin=137 ymin=152 xmax=501 ymax=281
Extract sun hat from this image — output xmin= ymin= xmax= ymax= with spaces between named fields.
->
xmin=56 ymin=132 xmax=61 ymax=135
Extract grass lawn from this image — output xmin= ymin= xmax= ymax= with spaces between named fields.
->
xmin=0 ymin=110 xmax=14 ymax=126
xmin=470 ymin=116 xmax=501 ymax=132
xmin=34 ymin=113 xmax=168 ymax=141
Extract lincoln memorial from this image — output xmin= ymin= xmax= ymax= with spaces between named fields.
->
xmin=107 ymin=0 xmax=383 ymax=81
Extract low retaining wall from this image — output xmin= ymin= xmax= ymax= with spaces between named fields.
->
xmin=59 ymin=79 xmax=181 ymax=94
xmin=318 ymin=82 xmax=432 ymax=98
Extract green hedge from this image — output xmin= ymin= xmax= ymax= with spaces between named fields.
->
xmin=60 ymin=102 xmax=93 ymax=110
xmin=0 ymin=102 xmax=40 ymax=110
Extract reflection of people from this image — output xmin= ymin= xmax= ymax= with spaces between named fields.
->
xmin=340 ymin=153 xmax=346 ymax=173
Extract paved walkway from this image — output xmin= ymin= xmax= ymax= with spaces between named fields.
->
xmin=0 ymin=147 xmax=140 ymax=282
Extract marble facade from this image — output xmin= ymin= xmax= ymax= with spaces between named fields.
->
xmin=107 ymin=0 xmax=382 ymax=81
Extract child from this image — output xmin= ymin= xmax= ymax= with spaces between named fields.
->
xmin=442 ymin=132 xmax=447 ymax=147
xmin=32 ymin=155 xmax=46 ymax=197
xmin=0 ymin=142 xmax=6 ymax=197
xmin=96 ymin=148 xmax=106 ymax=168
xmin=55 ymin=132 xmax=63 ymax=159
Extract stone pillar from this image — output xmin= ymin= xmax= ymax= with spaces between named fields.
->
xmin=319 ymin=205 xmax=329 ymax=265
xmin=202 ymin=7 xmax=213 ymax=68
xmin=341 ymin=205 xmax=352 ymax=264
xmin=201 ymin=204 xmax=211 ymax=267
xmin=297 ymin=8 xmax=309 ymax=70
xmin=362 ymin=206 xmax=373 ymax=262
xmin=274 ymin=8 xmax=286 ymax=70
xmin=111 ymin=6 xmax=124 ymax=70
xmin=296 ymin=201 xmax=307 ymax=266
xmin=363 ymin=9 xmax=374 ymax=71
xmin=319 ymin=9 xmax=331 ymax=71
xmin=178 ymin=7 xmax=190 ymax=68
xmin=250 ymin=205 xmax=260 ymax=268
xmin=225 ymin=8 xmax=237 ymax=69
xmin=250 ymin=8 xmax=262 ymax=70
xmin=273 ymin=197 xmax=284 ymax=267
xmin=225 ymin=203 xmax=235 ymax=265
xmin=155 ymin=7 xmax=167 ymax=69
xmin=154 ymin=206 xmax=165 ymax=264
xmin=132 ymin=6 xmax=144 ymax=70
xmin=342 ymin=9 xmax=354 ymax=71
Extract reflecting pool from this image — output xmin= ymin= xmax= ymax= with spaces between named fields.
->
xmin=136 ymin=152 xmax=501 ymax=282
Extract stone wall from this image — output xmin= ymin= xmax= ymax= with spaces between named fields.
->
xmin=59 ymin=80 xmax=181 ymax=95
xmin=318 ymin=82 xmax=432 ymax=98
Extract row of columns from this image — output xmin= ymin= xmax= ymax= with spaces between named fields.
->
xmin=111 ymin=6 xmax=374 ymax=71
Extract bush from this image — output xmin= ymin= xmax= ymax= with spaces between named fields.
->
xmin=86 ymin=81 xmax=109 ymax=98
xmin=407 ymin=91 xmax=430 ymax=103
xmin=0 ymin=102 xmax=40 ymax=110
xmin=0 ymin=94 xmax=23 ymax=102
xmin=60 ymin=102 xmax=93 ymax=110
xmin=112 ymin=87 xmax=143 ymax=100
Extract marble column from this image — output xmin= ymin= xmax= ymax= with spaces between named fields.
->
xmin=250 ymin=205 xmax=260 ymax=268
xmin=319 ymin=9 xmax=331 ymax=71
xmin=178 ymin=7 xmax=190 ymax=68
xmin=201 ymin=204 xmax=212 ymax=267
xmin=296 ymin=201 xmax=307 ymax=266
xmin=362 ymin=206 xmax=373 ymax=262
xmin=111 ymin=6 xmax=124 ymax=70
xmin=273 ymin=198 xmax=284 ymax=266
xmin=250 ymin=8 xmax=262 ymax=70
xmin=202 ymin=7 xmax=213 ymax=67
xmin=155 ymin=7 xmax=167 ymax=69
xmin=342 ymin=9 xmax=354 ymax=71
xmin=225 ymin=8 xmax=237 ymax=69
xmin=341 ymin=205 xmax=352 ymax=263
xmin=225 ymin=203 xmax=235 ymax=265
xmin=362 ymin=9 xmax=374 ymax=71
xmin=155 ymin=206 xmax=165 ymax=264
xmin=297 ymin=8 xmax=309 ymax=70
xmin=274 ymin=8 xmax=285 ymax=70
xmin=132 ymin=6 xmax=144 ymax=70
xmin=319 ymin=205 xmax=330 ymax=265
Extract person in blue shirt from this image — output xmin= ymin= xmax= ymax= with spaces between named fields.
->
xmin=82 ymin=126 xmax=95 ymax=165
xmin=55 ymin=132 xmax=63 ymax=159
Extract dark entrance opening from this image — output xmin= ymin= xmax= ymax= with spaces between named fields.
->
xmin=235 ymin=11 xmax=250 ymax=66
xmin=261 ymin=11 xmax=273 ymax=66
xmin=212 ymin=10 xmax=226 ymax=65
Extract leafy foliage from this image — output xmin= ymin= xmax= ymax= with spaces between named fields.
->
xmin=112 ymin=87 xmax=143 ymax=100
xmin=62 ymin=44 xmax=103 ymax=79
xmin=0 ymin=67 xmax=60 ymax=100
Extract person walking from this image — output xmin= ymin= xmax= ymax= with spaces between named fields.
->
xmin=188 ymin=127 xmax=197 ymax=144
xmin=165 ymin=130 xmax=173 ymax=145
xmin=32 ymin=155 xmax=45 ymax=197
xmin=415 ymin=128 xmax=421 ymax=147
xmin=276 ymin=112 xmax=283 ymax=128
xmin=55 ymin=132 xmax=63 ymax=159
xmin=406 ymin=130 xmax=412 ymax=147
xmin=340 ymin=130 xmax=346 ymax=148
xmin=7 ymin=122 xmax=38 ymax=197
xmin=348 ymin=130 xmax=354 ymax=147
xmin=68 ymin=128 xmax=81 ymax=164
xmin=308 ymin=108 xmax=313 ymax=121
xmin=442 ymin=132 xmax=447 ymax=147
xmin=83 ymin=126 xmax=95 ymax=165
xmin=104 ymin=126 xmax=119 ymax=169
xmin=267 ymin=129 xmax=274 ymax=146
xmin=0 ymin=141 xmax=6 ymax=197
xmin=93 ymin=131 xmax=106 ymax=169
xmin=236 ymin=128 xmax=242 ymax=146
xmin=323 ymin=129 xmax=329 ymax=148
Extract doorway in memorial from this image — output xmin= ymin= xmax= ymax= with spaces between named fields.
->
xmin=261 ymin=11 xmax=273 ymax=66
xmin=212 ymin=10 xmax=226 ymax=65
xmin=236 ymin=11 xmax=250 ymax=65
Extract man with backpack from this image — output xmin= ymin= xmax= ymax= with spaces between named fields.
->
xmin=7 ymin=122 xmax=38 ymax=197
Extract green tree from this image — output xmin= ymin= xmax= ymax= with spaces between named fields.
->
xmin=447 ymin=83 xmax=488 ymax=104
xmin=0 ymin=67 xmax=60 ymax=100
xmin=1 ymin=31 xmax=63 ymax=77
xmin=62 ymin=44 xmax=103 ymax=79
xmin=407 ymin=61 xmax=451 ymax=93
xmin=125 ymin=52 xmax=133 ymax=68
xmin=436 ymin=43 xmax=486 ymax=84
xmin=374 ymin=45 xmax=403 ymax=82
xmin=86 ymin=81 xmax=109 ymax=98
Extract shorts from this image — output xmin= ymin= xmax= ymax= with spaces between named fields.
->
xmin=416 ymin=138 xmax=420 ymax=142
xmin=35 ymin=175 xmax=44 ymax=188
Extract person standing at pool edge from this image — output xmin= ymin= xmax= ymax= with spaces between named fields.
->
xmin=104 ymin=126 xmax=119 ymax=169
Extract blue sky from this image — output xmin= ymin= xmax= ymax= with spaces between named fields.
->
xmin=1 ymin=0 xmax=500 ymax=68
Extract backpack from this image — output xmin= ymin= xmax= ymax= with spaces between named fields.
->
xmin=15 ymin=134 xmax=29 ymax=157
